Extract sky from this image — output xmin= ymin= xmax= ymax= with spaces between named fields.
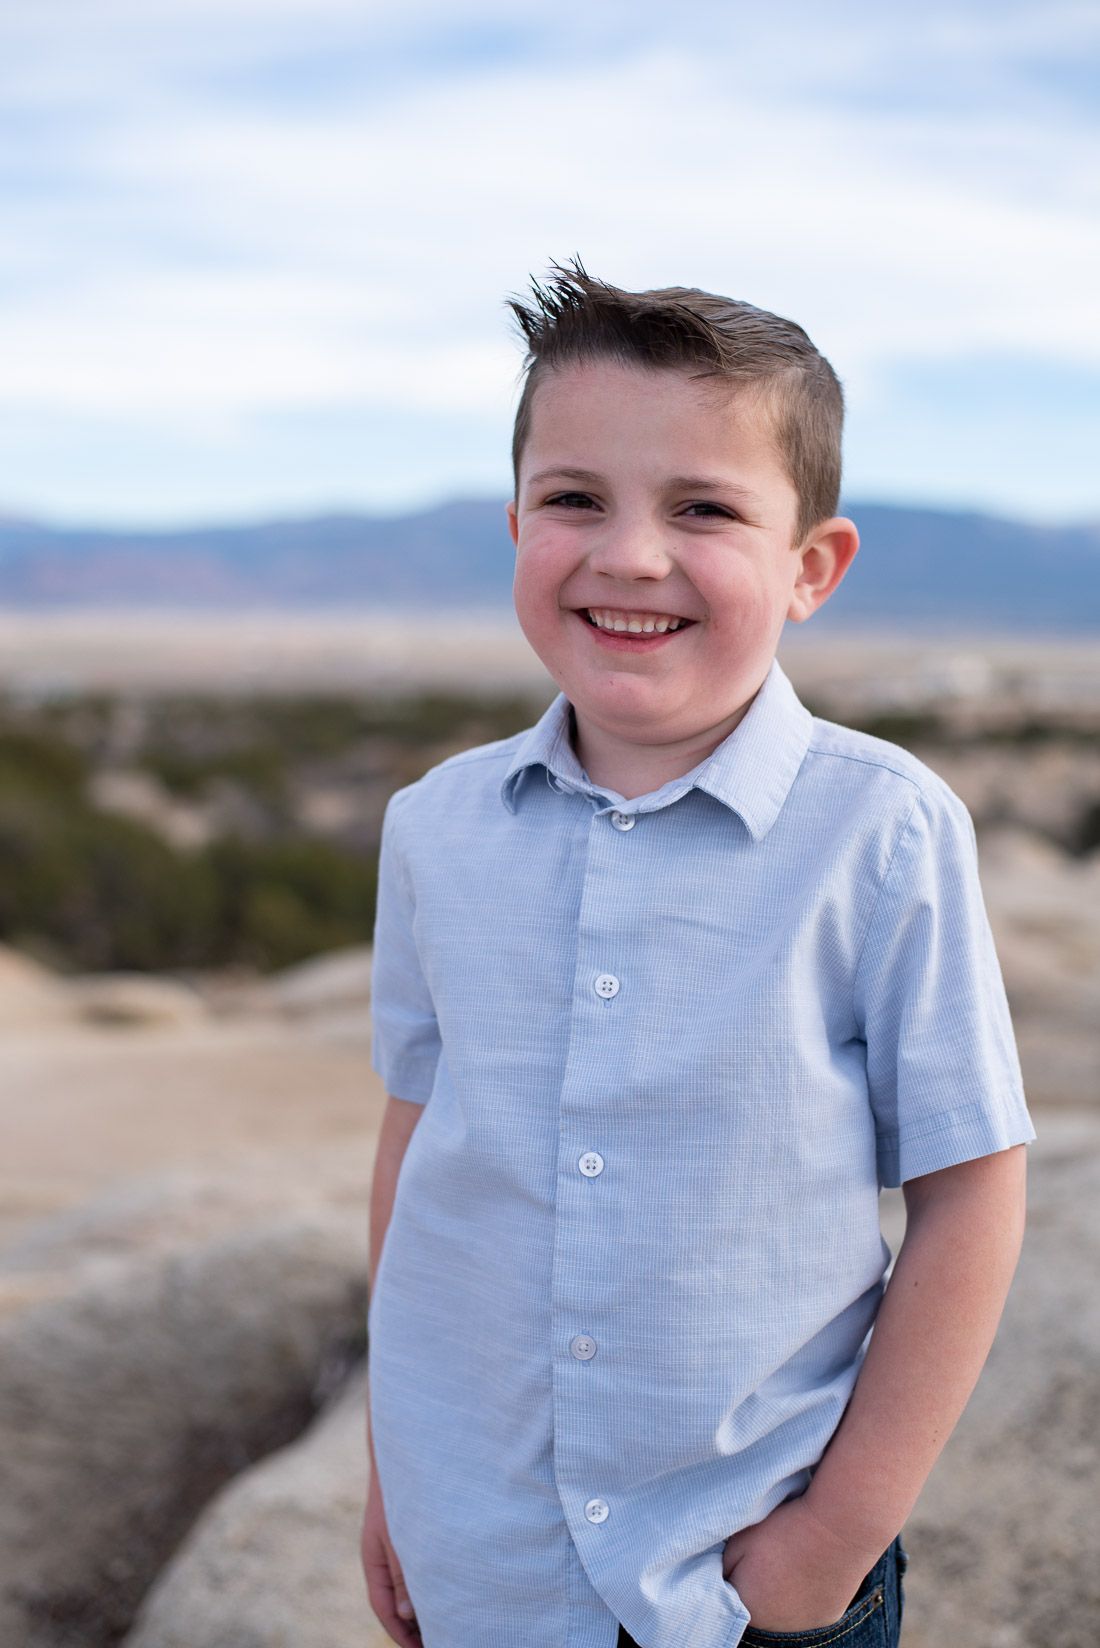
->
xmin=1 ymin=0 xmax=1098 ymax=530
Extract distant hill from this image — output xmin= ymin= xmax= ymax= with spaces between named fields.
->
xmin=0 ymin=499 xmax=1096 ymax=630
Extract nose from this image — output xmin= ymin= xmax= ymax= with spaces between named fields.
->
xmin=585 ymin=517 xmax=674 ymax=583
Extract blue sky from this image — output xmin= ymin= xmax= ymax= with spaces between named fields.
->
xmin=1 ymin=0 xmax=1098 ymax=528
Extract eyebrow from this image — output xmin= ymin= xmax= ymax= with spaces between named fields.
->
xmin=525 ymin=466 xmax=763 ymax=508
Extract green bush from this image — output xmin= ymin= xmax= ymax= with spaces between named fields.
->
xmin=0 ymin=701 xmax=380 ymax=971
xmin=205 ymin=834 xmax=378 ymax=971
xmin=0 ymin=727 xmax=89 ymax=794
xmin=0 ymin=789 xmax=220 ymax=971
xmin=143 ymin=745 xmax=289 ymax=804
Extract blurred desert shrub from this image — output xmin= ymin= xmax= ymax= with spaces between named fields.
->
xmin=0 ymin=688 xmax=541 ymax=975
xmin=0 ymin=738 xmax=377 ymax=974
xmin=203 ymin=836 xmax=378 ymax=971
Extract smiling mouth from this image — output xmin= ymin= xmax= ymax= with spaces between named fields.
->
xmin=581 ymin=607 xmax=696 ymax=634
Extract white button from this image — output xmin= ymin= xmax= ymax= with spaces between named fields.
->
xmin=585 ymin=1498 xmax=610 ymax=1523
xmin=594 ymin=973 xmax=620 ymax=999
xmin=609 ymin=810 xmax=636 ymax=831
xmin=579 ymin=1151 xmax=604 ymax=1177
xmin=570 ymin=1333 xmax=597 ymax=1360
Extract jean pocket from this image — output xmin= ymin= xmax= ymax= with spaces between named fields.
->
xmin=739 ymin=1572 xmax=887 ymax=1647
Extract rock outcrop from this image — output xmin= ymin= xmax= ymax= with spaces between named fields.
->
xmin=123 ymin=1362 xmax=386 ymax=1648
xmin=0 ymin=1211 xmax=367 ymax=1648
xmin=0 ymin=945 xmax=72 ymax=1030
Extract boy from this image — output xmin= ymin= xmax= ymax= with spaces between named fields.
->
xmin=361 ymin=258 xmax=1034 ymax=1648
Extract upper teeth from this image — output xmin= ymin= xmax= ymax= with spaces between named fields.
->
xmin=586 ymin=608 xmax=686 ymax=634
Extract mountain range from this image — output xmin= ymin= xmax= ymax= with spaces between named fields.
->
xmin=0 ymin=499 xmax=1096 ymax=631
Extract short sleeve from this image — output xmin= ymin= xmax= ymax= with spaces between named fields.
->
xmin=369 ymin=791 xmax=442 ymax=1104
xmin=853 ymin=788 xmax=1036 ymax=1187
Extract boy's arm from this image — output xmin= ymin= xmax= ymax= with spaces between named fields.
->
xmin=366 ymin=1093 xmax=424 ymax=1471
xmin=803 ymin=1142 xmax=1027 ymax=1547
xmin=724 ymin=1143 xmax=1028 ymax=1628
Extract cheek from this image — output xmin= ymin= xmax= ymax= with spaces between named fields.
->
xmin=511 ymin=550 xmax=562 ymax=638
xmin=701 ymin=570 xmax=776 ymax=639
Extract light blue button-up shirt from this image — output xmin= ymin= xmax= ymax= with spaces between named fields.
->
xmin=367 ymin=654 xmax=1035 ymax=1648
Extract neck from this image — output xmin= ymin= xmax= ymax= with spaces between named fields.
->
xmin=571 ymin=698 xmax=758 ymax=801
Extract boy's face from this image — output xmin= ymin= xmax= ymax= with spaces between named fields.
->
xmin=506 ymin=359 xmax=856 ymax=781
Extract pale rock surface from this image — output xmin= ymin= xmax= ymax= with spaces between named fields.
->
xmin=263 ymin=945 xmax=373 ymax=1019
xmin=64 ymin=971 xmax=210 ymax=1028
xmin=0 ymin=1153 xmax=370 ymax=1318
xmin=122 ymin=1361 xmax=388 ymax=1648
xmin=261 ymin=944 xmax=376 ymax=1045
xmin=180 ymin=945 xmax=375 ymax=1048
xmin=0 ymin=943 xmax=73 ymax=1029
xmin=0 ymin=1211 xmax=368 ymax=1648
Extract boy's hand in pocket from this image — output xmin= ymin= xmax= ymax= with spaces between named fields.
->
xmin=722 ymin=1495 xmax=877 ymax=1633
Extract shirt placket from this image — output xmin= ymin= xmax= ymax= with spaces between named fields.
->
xmin=548 ymin=783 xmax=648 ymax=1598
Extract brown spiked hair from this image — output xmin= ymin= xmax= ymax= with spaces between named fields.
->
xmin=505 ymin=255 xmax=845 ymax=546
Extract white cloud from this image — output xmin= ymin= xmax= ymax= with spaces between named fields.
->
xmin=4 ymin=46 xmax=1097 ymax=404
xmin=0 ymin=0 xmax=1097 ymax=519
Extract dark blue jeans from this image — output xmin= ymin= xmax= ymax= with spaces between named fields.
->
xmin=617 ymin=1534 xmax=909 ymax=1647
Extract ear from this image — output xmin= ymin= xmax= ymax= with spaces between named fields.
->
xmin=505 ymin=500 xmax=519 ymax=550
xmin=787 ymin=517 xmax=860 ymax=623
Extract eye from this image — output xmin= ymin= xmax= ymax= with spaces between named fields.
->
xmin=682 ymin=501 xmax=735 ymax=518
xmin=545 ymin=492 xmax=597 ymax=509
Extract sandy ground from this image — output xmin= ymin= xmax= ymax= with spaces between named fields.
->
xmin=1 ymin=608 xmax=1097 ymax=701
xmin=0 ymin=1016 xmax=380 ymax=1255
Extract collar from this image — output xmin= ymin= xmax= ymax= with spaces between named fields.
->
xmin=499 ymin=654 xmax=814 ymax=841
